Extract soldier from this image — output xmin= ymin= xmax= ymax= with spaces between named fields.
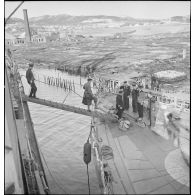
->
xmin=26 ymin=63 xmax=37 ymax=98
xmin=116 ymin=89 xmax=124 ymax=120
xmin=131 ymin=82 xmax=139 ymax=113
xmin=123 ymin=81 xmax=131 ymax=110
xmin=137 ymin=85 xmax=145 ymax=121
xmin=82 ymin=77 xmax=98 ymax=111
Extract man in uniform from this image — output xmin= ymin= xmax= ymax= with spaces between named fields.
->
xmin=123 ymin=81 xmax=131 ymax=110
xmin=137 ymin=85 xmax=145 ymax=121
xmin=82 ymin=77 xmax=98 ymax=111
xmin=26 ymin=63 xmax=37 ymax=98
xmin=131 ymin=82 xmax=139 ymax=113
xmin=116 ymin=89 xmax=124 ymax=120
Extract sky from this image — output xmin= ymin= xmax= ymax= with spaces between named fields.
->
xmin=5 ymin=1 xmax=190 ymax=20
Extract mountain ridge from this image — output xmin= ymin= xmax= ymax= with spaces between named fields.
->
xmin=6 ymin=14 xmax=190 ymax=26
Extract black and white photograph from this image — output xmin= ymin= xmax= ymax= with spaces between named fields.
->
xmin=4 ymin=1 xmax=191 ymax=194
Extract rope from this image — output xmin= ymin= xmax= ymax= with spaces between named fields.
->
xmin=87 ymin=164 xmax=91 ymax=195
xmin=62 ymin=91 xmax=71 ymax=104
xmin=40 ymin=149 xmax=69 ymax=194
xmin=101 ymin=145 xmax=114 ymax=160
xmin=5 ymin=1 xmax=24 ymax=24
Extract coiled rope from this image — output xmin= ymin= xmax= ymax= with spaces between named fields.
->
xmin=101 ymin=145 xmax=114 ymax=160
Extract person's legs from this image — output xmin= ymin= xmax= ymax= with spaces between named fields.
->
xmin=117 ymin=108 xmax=122 ymax=119
xmin=137 ymin=103 xmax=143 ymax=120
xmin=29 ymin=85 xmax=33 ymax=97
xmin=124 ymin=98 xmax=127 ymax=110
xmin=33 ymin=84 xmax=37 ymax=97
xmin=93 ymin=96 xmax=98 ymax=108
xmin=137 ymin=102 xmax=141 ymax=118
xmin=132 ymin=99 xmax=137 ymax=113
xmin=31 ymin=82 xmax=37 ymax=98
xmin=132 ymin=101 xmax=134 ymax=112
xmin=140 ymin=104 xmax=144 ymax=118
xmin=126 ymin=97 xmax=129 ymax=110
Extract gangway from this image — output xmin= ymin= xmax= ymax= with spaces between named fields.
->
xmin=22 ymin=95 xmax=118 ymax=122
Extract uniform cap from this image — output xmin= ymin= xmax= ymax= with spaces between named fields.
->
xmin=29 ymin=62 xmax=34 ymax=67
xmin=87 ymin=76 xmax=92 ymax=81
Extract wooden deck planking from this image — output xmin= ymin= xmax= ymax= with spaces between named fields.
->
xmin=116 ymin=136 xmax=146 ymax=160
xmin=105 ymin=124 xmax=136 ymax=194
xmin=97 ymin=121 xmax=189 ymax=194
xmin=95 ymin=122 xmax=126 ymax=194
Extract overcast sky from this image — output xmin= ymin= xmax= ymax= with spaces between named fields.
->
xmin=5 ymin=1 xmax=190 ymax=20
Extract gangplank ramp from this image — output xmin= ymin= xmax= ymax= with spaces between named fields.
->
xmin=22 ymin=95 xmax=118 ymax=122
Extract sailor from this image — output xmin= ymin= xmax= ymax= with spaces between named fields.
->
xmin=123 ymin=81 xmax=131 ymax=110
xmin=137 ymin=85 xmax=145 ymax=121
xmin=82 ymin=77 xmax=98 ymax=111
xmin=26 ymin=62 xmax=37 ymax=98
xmin=116 ymin=89 xmax=124 ymax=120
xmin=131 ymin=82 xmax=139 ymax=113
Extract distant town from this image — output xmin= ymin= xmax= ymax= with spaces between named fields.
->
xmin=5 ymin=11 xmax=190 ymax=46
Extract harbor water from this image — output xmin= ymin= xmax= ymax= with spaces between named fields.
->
xmin=20 ymin=68 xmax=101 ymax=194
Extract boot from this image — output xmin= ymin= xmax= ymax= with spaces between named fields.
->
xmin=32 ymin=92 xmax=37 ymax=98
xmin=87 ymin=105 xmax=91 ymax=112
xmin=29 ymin=91 xmax=33 ymax=97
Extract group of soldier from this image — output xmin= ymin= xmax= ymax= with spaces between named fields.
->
xmin=82 ymin=76 xmax=146 ymax=121
xmin=115 ymin=81 xmax=145 ymax=121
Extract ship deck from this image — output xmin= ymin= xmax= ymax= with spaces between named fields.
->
xmin=95 ymin=109 xmax=190 ymax=194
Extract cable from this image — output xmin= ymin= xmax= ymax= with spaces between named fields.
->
xmin=5 ymin=1 xmax=24 ymax=25
xmin=86 ymin=164 xmax=91 ymax=195
xmin=40 ymin=149 xmax=69 ymax=194
xmin=62 ymin=91 xmax=71 ymax=104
